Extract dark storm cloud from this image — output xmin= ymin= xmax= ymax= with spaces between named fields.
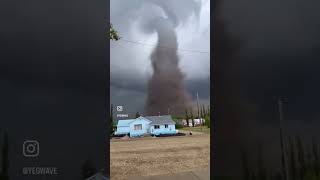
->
xmin=217 ymin=0 xmax=320 ymax=121
xmin=111 ymin=0 xmax=202 ymax=35
xmin=185 ymin=78 xmax=210 ymax=100
xmin=214 ymin=0 xmax=320 ymax=177
xmin=110 ymin=0 xmax=210 ymax=115
xmin=110 ymin=75 xmax=210 ymax=103
xmin=1 ymin=0 xmax=108 ymax=179
xmin=110 ymin=86 xmax=146 ymax=117
xmin=110 ymin=76 xmax=146 ymax=93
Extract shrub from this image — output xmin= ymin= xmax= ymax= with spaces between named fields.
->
xmin=204 ymin=115 xmax=210 ymax=128
xmin=172 ymin=118 xmax=183 ymax=129
xmin=175 ymin=123 xmax=183 ymax=129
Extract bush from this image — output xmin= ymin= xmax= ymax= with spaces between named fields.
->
xmin=172 ymin=118 xmax=183 ymax=129
xmin=204 ymin=115 xmax=210 ymax=128
xmin=175 ymin=123 xmax=183 ymax=129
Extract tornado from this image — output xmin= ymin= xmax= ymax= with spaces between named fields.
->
xmin=143 ymin=1 xmax=200 ymax=116
xmin=145 ymin=18 xmax=192 ymax=116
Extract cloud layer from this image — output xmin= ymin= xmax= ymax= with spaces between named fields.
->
xmin=110 ymin=0 xmax=210 ymax=116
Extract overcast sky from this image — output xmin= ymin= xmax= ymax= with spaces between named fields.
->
xmin=110 ymin=0 xmax=210 ymax=116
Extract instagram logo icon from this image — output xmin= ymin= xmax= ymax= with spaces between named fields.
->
xmin=23 ymin=140 xmax=40 ymax=157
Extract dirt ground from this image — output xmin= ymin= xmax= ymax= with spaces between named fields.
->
xmin=110 ymin=132 xmax=210 ymax=180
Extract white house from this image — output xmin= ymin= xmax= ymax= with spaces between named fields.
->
xmin=114 ymin=115 xmax=176 ymax=137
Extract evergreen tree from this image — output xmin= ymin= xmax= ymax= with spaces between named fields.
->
xmin=185 ymin=109 xmax=189 ymax=127
xmin=135 ymin=112 xmax=141 ymax=118
xmin=203 ymin=104 xmax=211 ymax=128
xmin=205 ymin=115 xmax=210 ymax=128
xmin=203 ymin=105 xmax=207 ymax=116
xmin=202 ymin=105 xmax=206 ymax=116
xmin=190 ymin=109 xmax=195 ymax=127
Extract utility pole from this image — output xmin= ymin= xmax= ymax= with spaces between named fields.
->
xmin=278 ymin=97 xmax=289 ymax=180
xmin=196 ymin=92 xmax=202 ymax=131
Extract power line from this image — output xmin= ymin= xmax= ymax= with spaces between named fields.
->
xmin=117 ymin=38 xmax=210 ymax=54
xmin=111 ymin=43 xmax=208 ymax=57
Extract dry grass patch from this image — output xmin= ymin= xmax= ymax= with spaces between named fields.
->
xmin=110 ymin=134 xmax=210 ymax=180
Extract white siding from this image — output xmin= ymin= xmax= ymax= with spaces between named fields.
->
xmin=150 ymin=124 xmax=176 ymax=135
xmin=115 ymin=126 xmax=130 ymax=135
xmin=129 ymin=119 xmax=150 ymax=137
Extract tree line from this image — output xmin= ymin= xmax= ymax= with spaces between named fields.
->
xmin=184 ymin=105 xmax=211 ymax=128
xmin=241 ymin=136 xmax=320 ymax=180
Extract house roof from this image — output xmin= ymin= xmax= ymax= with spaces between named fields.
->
xmin=117 ymin=119 xmax=135 ymax=127
xmin=117 ymin=117 xmax=151 ymax=126
xmin=128 ymin=116 xmax=151 ymax=124
xmin=144 ymin=115 xmax=176 ymax=125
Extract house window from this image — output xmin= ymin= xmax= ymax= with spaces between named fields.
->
xmin=154 ymin=125 xmax=160 ymax=129
xmin=165 ymin=124 xmax=168 ymax=128
xmin=134 ymin=124 xmax=142 ymax=130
